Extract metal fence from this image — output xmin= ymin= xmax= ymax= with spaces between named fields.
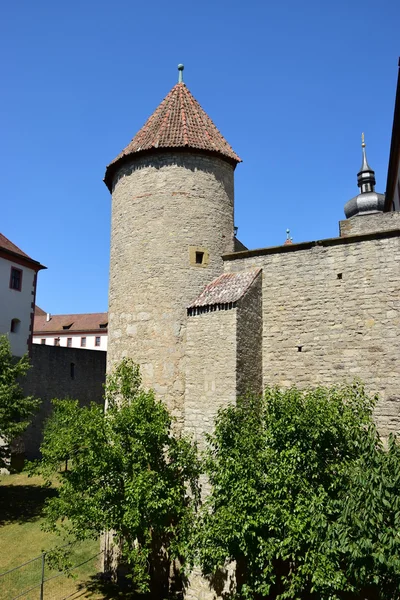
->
xmin=0 ymin=543 xmax=103 ymax=600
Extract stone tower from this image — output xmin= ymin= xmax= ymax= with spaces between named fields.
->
xmin=104 ymin=65 xmax=241 ymax=424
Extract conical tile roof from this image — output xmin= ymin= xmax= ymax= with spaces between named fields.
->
xmin=104 ymin=82 xmax=241 ymax=190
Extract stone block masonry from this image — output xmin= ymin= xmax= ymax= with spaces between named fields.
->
xmin=108 ymin=151 xmax=235 ymax=428
xmin=224 ymin=230 xmax=400 ymax=438
xmin=21 ymin=345 xmax=106 ymax=459
xmin=185 ymin=271 xmax=263 ymax=450
xmin=339 ymin=211 xmax=400 ymax=237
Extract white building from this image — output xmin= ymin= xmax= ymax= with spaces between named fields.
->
xmin=33 ymin=311 xmax=108 ymax=351
xmin=0 ymin=233 xmax=45 ymax=357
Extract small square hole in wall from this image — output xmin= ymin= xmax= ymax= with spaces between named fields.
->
xmin=189 ymin=246 xmax=209 ymax=267
xmin=195 ymin=251 xmax=204 ymax=265
xmin=337 ymin=273 xmax=343 ymax=280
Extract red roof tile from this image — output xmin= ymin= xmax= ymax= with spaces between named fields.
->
xmin=34 ymin=312 xmax=108 ymax=334
xmin=188 ymin=269 xmax=261 ymax=309
xmin=0 ymin=233 xmax=32 ymax=259
xmin=0 ymin=233 xmax=46 ymax=270
xmin=105 ymin=83 xmax=241 ymax=190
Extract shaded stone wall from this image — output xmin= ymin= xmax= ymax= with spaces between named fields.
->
xmin=224 ymin=229 xmax=400 ymax=438
xmin=108 ymin=151 xmax=235 ymax=426
xmin=185 ymin=273 xmax=263 ymax=449
xmin=21 ymin=345 xmax=106 ymax=459
xmin=185 ymin=309 xmax=237 ymax=449
xmin=236 ymin=273 xmax=263 ymax=397
xmin=339 ymin=211 xmax=400 ymax=237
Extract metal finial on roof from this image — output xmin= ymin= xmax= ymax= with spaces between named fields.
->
xmin=284 ymin=229 xmax=293 ymax=245
xmin=360 ymin=132 xmax=372 ymax=173
xmin=178 ymin=64 xmax=184 ymax=83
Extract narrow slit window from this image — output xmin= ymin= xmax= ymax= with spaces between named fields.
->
xmin=195 ymin=251 xmax=204 ymax=265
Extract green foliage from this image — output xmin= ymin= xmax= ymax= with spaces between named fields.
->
xmin=35 ymin=359 xmax=200 ymax=595
xmin=0 ymin=335 xmax=40 ymax=470
xmin=195 ymin=383 xmax=400 ymax=600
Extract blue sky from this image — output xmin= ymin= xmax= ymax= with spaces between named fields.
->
xmin=1 ymin=0 xmax=399 ymax=313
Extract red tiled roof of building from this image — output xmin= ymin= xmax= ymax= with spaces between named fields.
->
xmin=188 ymin=269 xmax=261 ymax=309
xmin=0 ymin=233 xmax=32 ymax=259
xmin=35 ymin=305 xmax=46 ymax=316
xmin=104 ymin=83 xmax=241 ymax=190
xmin=0 ymin=233 xmax=46 ymax=270
xmin=34 ymin=312 xmax=108 ymax=334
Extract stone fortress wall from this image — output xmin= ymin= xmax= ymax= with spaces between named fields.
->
xmin=21 ymin=345 xmax=106 ymax=460
xmin=215 ymin=212 xmax=400 ymax=438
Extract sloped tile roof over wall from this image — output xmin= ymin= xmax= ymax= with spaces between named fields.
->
xmin=104 ymin=82 xmax=241 ymax=190
xmin=188 ymin=269 xmax=261 ymax=313
xmin=34 ymin=312 xmax=108 ymax=334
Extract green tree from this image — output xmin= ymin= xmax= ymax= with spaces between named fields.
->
xmin=35 ymin=359 xmax=200 ymax=596
xmin=195 ymin=383 xmax=400 ymax=600
xmin=0 ymin=335 xmax=40 ymax=470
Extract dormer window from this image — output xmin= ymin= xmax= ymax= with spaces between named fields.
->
xmin=10 ymin=267 xmax=22 ymax=291
xmin=99 ymin=323 xmax=108 ymax=329
xmin=62 ymin=324 xmax=73 ymax=330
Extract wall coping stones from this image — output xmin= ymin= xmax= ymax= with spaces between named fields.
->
xmin=223 ymin=229 xmax=400 ymax=262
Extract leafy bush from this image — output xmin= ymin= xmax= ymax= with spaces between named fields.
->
xmin=195 ymin=383 xmax=400 ymax=600
xmin=36 ymin=359 xmax=200 ymax=595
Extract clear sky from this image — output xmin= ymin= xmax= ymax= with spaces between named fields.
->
xmin=1 ymin=0 xmax=399 ymax=314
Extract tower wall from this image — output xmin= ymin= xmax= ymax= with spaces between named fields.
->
xmin=108 ymin=151 xmax=235 ymax=423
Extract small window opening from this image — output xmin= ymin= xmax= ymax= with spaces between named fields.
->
xmin=63 ymin=324 xmax=73 ymax=330
xmin=297 ymin=345 xmax=303 ymax=352
xmin=81 ymin=337 xmax=86 ymax=347
xmin=195 ymin=251 xmax=204 ymax=265
xmin=95 ymin=336 xmax=101 ymax=347
xmin=70 ymin=362 xmax=75 ymax=379
xmin=337 ymin=273 xmax=343 ymax=280
xmin=10 ymin=318 xmax=21 ymax=333
xmin=54 ymin=337 xmax=60 ymax=346
xmin=67 ymin=338 xmax=72 ymax=348
xmin=41 ymin=338 xmax=46 ymax=345
xmin=10 ymin=267 xmax=22 ymax=291
xmin=99 ymin=323 xmax=108 ymax=329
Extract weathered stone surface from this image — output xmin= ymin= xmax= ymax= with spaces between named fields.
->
xmin=21 ymin=345 xmax=106 ymax=459
xmin=185 ymin=272 xmax=262 ymax=450
xmin=339 ymin=210 xmax=400 ymax=237
xmin=108 ymin=151 xmax=235 ymax=426
xmin=224 ymin=231 xmax=400 ymax=438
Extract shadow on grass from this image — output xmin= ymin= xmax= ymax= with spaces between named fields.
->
xmin=76 ymin=573 xmax=184 ymax=600
xmin=0 ymin=484 xmax=57 ymax=526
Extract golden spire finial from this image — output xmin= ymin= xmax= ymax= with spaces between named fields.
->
xmin=361 ymin=132 xmax=366 ymax=148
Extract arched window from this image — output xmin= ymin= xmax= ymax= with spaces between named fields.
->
xmin=10 ymin=318 xmax=21 ymax=333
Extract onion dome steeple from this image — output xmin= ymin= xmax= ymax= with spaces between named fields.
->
xmin=104 ymin=65 xmax=242 ymax=191
xmin=344 ymin=134 xmax=385 ymax=218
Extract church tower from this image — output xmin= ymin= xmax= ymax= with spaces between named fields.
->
xmin=104 ymin=65 xmax=241 ymax=424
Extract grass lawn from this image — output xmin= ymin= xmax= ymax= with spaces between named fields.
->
xmin=0 ymin=472 xmax=105 ymax=599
